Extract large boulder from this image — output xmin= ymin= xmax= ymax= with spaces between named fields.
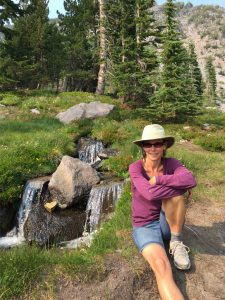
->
xmin=56 ymin=101 xmax=115 ymax=124
xmin=48 ymin=156 xmax=100 ymax=208
xmin=24 ymin=189 xmax=86 ymax=246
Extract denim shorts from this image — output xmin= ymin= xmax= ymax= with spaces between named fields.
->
xmin=132 ymin=211 xmax=171 ymax=252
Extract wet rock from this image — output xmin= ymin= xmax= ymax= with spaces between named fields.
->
xmin=24 ymin=191 xmax=86 ymax=246
xmin=98 ymin=149 xmax=119 ymax=159
xmin=56 ymin=101 xmax=115 ymax=124
xmin=0 ymin=203 xmax=17 ymax=236
xmin=48 ymin=156 xmax=100 ymax=208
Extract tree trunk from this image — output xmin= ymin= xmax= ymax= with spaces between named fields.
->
xmin=96 ymin=0 xmax=106 ymax=95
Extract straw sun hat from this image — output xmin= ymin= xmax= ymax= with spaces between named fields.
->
xmin=133 ymin=124 xmax=175 ymax=148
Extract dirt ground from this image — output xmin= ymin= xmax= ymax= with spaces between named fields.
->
xmin=56 ymin=142 xmax=225 ymax=300
xmin=56 ymin=199 xmax=225 ymax=300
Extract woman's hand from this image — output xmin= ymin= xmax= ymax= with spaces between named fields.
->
xmin=149 ymin=176 xmax=156 ymax=186
xmin=187 ymin=189 xmax=192 ymax=202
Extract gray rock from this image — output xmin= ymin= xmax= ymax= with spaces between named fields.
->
xmin=48 ymin=156 xmax=100 ymax=208
xmin=56 ymin=101 xmax=115 ymax=124
xmin=98 ymin=149 xmax=119 ymax=159
xmin=30 ymin=108 xmax=40 ymax=114
xmin=24 ymin=189 xmax=86 ymax=246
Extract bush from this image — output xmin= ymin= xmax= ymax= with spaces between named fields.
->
xmin=195 ymin=133 xmax=225 ymax=152
xmin=0 ymin=93 xmax=21 ymax=106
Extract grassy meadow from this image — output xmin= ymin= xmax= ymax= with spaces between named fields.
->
xmin=0 ymin=91 xmax=224 ymax=299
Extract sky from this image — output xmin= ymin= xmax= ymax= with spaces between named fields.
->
xmin=48 ymin=0 xmax=225 ymax=19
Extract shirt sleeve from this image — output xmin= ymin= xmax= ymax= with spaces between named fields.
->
xmin=129 ymin=162 xmax=186 ymax=201
xmin=156 ymin=159 xmax=197 ymax=189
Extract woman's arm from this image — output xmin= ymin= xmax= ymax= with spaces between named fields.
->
xmin=155 ymin=160 xmax=197 ymax=190
xmin=129 ymin=163 xmax=186 ymax=201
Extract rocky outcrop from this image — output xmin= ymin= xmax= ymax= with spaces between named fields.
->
xmin=56 ymin=101 xmax=115 ymax=124
xmin=48 ymin=156 xmax=100 ymax=208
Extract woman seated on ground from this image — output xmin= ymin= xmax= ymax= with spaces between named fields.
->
xmin=129 ymin=124 xmax=197 ymax=300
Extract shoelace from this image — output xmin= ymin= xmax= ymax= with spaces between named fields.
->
xmin=169 ymin=241 xmax=190 ymax=257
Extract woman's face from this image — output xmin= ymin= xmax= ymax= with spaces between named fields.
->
xmin=142 ymin=139 xmax=167 ymax=161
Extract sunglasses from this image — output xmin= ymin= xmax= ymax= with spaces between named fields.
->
xmin=142 ymin=142 xmax=164 ymax=148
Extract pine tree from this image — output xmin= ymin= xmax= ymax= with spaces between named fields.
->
xmin=0 ymin=0 xmax=21 ymax=36
xmin=106 ymin=0 xmax=159 ymax=107
xmin=147 ymin=0 xmax=194 ymax=121
xmin=0 ymin=0 xmax=62 ymax=89
xmin=58 ymin=0 xmax=99 ymax=92
xmin=204 ymin=56 xmax=217 ymax=106
xmin=186 ymin=42 xmax=203 ymax=115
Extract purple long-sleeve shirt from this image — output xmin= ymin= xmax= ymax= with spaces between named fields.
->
xmin=129 ymin=157 xmax=197 ymax=227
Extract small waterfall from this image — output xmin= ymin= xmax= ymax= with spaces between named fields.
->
xmin=85 ymin=181 xmax=125 ymax=232
xmin=60 ymin=180 xmax=125 ymax=249
xmin=0 ymin=178 xmax=47 ymax=248
xmin=78 ymin=137 xmax=104 ymax=165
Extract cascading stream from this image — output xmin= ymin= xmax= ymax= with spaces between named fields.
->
xmin=0 ymin=179 xmax=45 ymax=248
xmin=85 ymin=181 xmax=125 ymax=232
xmin=78 ymin=138 xmax=104 ymax=165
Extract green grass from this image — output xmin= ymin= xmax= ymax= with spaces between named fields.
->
xmin=0 ymin=91 xmax=224 ymax=299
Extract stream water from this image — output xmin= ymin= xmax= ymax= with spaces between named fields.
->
xmin=0 ymin=138 xmax=125 ymax=249
xmin=0 ymin=178 xmax=46 ymax=248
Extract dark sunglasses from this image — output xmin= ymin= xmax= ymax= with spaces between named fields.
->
xmin=142 ymin=142 xmax=164 ymax=148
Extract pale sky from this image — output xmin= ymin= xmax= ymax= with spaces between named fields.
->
xmin=48 ymin=0 xmax=225 ymax=19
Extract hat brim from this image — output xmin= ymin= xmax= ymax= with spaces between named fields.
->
xmin=133 ymin=136 xmax=175 ymax=149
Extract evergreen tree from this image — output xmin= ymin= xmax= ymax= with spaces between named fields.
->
xmin=186 ymin=42 xmax=203 ymax=115
xmin=58 ymin=0 xmax=98 ymax=92
xmin=147 ymin=0 xmax=196 ymax=121
xmin=106 ymin=0 xmax=159 ymax=107
xmin=189 ymin=43 xmax=203 ymax=97
xmin=204 ymin=56 xmax=217 ymax=106
xmin=0 ymin=0 xmax=21 ymax=36
xmin=0 ymin=0 xmax=64 ymax=89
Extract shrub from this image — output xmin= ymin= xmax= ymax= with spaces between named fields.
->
xmin=0 ymin=93 xmax=21 ymax=106
xmin=195 ymin=133 xmax=225 ymax=152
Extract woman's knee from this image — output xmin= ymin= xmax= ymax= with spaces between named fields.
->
xmin=142 ymin=245 xmax=171 ymax=278
xmin=163 ymin=195 xmax=185 ymax=209
xmin=152 ymin=257 xmax=170 ymax=278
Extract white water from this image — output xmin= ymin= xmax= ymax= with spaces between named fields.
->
xmin=60 ymin=180 xmax=125 ymax=249
xmin=85 ymin=181 xmax=125 ymax=232
xmin=0 ymin=179 xmax=45 ymax=248
xmin=78 ymin=140 xmax=104 ymax=165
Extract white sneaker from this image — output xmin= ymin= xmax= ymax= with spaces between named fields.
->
xmin=169 ymin=241 xmax=191 ymax=270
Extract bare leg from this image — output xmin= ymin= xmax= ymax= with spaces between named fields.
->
xmin=162 ymin=195 xmax=187 ymax=234
xmin=162 ymin=195 xmax=191 ymax=270
xmin=142 ymin=244 xmax=184 ymax=300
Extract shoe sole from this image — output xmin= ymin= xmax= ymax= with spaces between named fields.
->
xmin=174 ymin=261 xmax=191 ymax=270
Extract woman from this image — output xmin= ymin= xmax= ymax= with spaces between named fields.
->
xmin=129 ymin=124 xmax=196 ymax=300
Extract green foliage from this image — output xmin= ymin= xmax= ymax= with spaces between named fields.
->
xmin=0 ymin=0 xmax=64 ymax=90
xmin=106 ymin=0 xmax=159 ymax=106
xmin=0 ymin=117 xmax=74 ymax=203
xmin=144 ymin=0 xmax=203 ymax=122
xmin=0 ymin=93 xmax=20 ymax=106
xmin=195 ymin=132 xmax=225 ymax=152
xmin=58 ymin=0 xmax=99 ymax=92
xmin=204 ymin=56 xmax=217 ymax=106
